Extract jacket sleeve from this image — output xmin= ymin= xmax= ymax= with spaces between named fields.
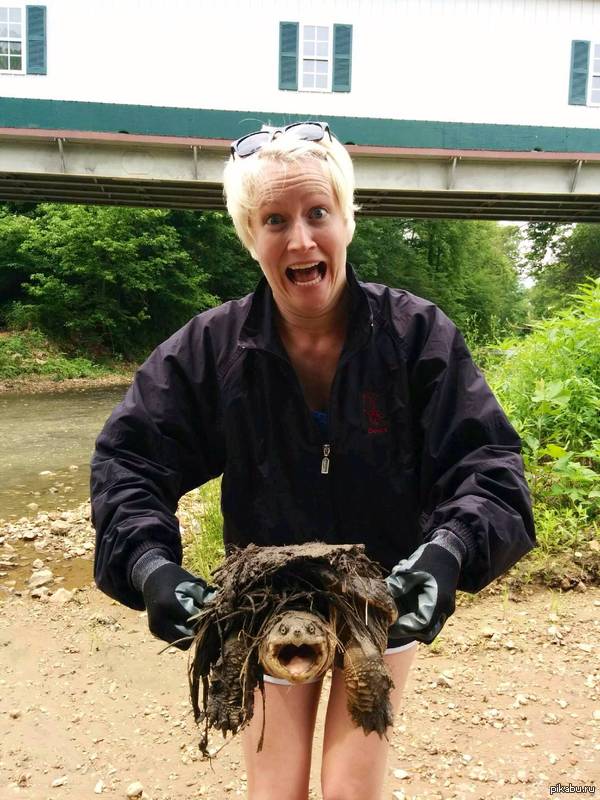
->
xmin=91 ymin=318 xmax=225 ymax=610
xmin=409 ymin=304 xmax=536 ymax=593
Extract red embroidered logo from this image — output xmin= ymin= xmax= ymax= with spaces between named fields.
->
xmin=363 ymin=391 xmax=389 ymax=434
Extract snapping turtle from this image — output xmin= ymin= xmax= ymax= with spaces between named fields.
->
xmin=188 ymin=542 xmax=397 ymax=754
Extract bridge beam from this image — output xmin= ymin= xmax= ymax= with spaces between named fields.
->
xmin=1 ymin=128 xmax=599 ymax=221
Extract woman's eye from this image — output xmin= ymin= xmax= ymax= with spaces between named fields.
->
xmin=310 ymin=207 xmax=328 ymax=220
xmin=265 ymin=213 xmax=284 ymax=225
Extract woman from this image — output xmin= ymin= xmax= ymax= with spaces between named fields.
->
xmin=92 ymin=121 xmax=535 ymax=800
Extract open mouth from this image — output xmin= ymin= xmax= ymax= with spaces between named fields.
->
xmin=285 ymin=262 xmax=326 ymax=287
xmin=275 ymin=643 xmax=324 ymax=676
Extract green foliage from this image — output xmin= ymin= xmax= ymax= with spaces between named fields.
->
xmin=349 ymin=218 xmax=526 ymax=341
xmin=487 ymin=279 xmax=600 ymax=532
xmin=165 ymin=210 xmax=261 ymax=301
xmin=488 ymin=280 xmax=600 ymax=452
xmin=525 ymin=223 xmax=600 ymax=318
xmin=0 ymin=329 xmax=108 ymax=380
xmin=1 ymin=204 xmax=217 ymax=357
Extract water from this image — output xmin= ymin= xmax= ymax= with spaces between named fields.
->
xmin=0 ymin=387 xmax=128 ymax=520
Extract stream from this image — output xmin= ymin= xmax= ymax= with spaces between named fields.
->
xmin=0 ymin=386 xmax=128 ymax=593
xmin=0 ymin=386 xmax=127 ymax=521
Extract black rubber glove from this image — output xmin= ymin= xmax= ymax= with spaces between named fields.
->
xmin=142 ymin=562 xmax=216 ymax=650
xmin=385 ymin=542 xmax=461 ymax=644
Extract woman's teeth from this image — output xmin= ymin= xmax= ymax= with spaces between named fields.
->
xmin=286 ymin=263 xmax=325 ymax=286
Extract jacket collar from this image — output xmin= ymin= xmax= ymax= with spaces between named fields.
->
xmin=238 ymin=263 xmax=374 ymax=357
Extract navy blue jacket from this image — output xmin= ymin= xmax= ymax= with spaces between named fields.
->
xmin=92 ymin=265 xmax=535 ymax=610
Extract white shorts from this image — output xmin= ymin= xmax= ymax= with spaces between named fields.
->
xmin=262 ymin=639 xmax=418 ymax=685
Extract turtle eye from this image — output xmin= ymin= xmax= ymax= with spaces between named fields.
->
xmin=279 ymin=624 xmax=289 ymax=635
xmin=307 ymin=623 xmax=315 ymax=635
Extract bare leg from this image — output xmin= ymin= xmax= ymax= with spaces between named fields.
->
xmin=241 ymin=678 xmax=323 ymax=800
xmin=320 ymin=644 xmax=418 ymax=800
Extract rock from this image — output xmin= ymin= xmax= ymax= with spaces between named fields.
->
xmin=542 ymin=713 xmax=560 ymax=725
xmin=514 ymin=694 xmax=529 ymax=706
xmin=26 ymin=503 xmax=39 ymax=512
xmin=393 ymin=768 xmax=410 ymax=779
xmin=39 ymin=470 xmax=55 ymax=477
xmin=51 ymin=776 xmax=68 ymax=787
xmin=50 ymin=588 xmax=74 ymax=605
xmin=30 ymin=585 xmax=51 ymax=599
xmin=28 ymin=568 xmax=54 ymax=588
xmin=94 ymin=779 xmax=105 ymax=793
xmin=22 ymin=530 xmax=37 ymax=540
xmin=126 ymin=781 xmax=144 ymax=798
xmin=32 ymin=559 xmax=44 ymax=570
xmin=68 ymin=464 xmax=79 ymax=471
xmin=9 ymin=709 xmax=21 ymax=719
xmin=50 ymin=520 xmax=71 ymax=535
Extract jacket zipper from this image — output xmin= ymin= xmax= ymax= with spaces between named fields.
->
xmin=321 ymin=444 xmax=331 ymax=474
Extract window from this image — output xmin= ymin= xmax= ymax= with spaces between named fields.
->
xmin=0 ymin=7 xmax=23 ymax=72
xmin=590 ymin=42 xmax=600 ymax=106
xmin=301 ymin=25 xmax=330 ymax=91
xmin=0 ymin=5 xmax=46 ymax=75
xmin=279 ymin=22 xmax=352 ymax=93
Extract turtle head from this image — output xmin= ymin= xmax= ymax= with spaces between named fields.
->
xmin=258 ymin=610 xmax=336 ymax=683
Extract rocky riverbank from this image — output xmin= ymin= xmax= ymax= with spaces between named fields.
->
xmin=0 ymin=373 xmax=134 ymax=396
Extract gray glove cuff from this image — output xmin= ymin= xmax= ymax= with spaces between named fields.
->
xmin=131 ymin=549 xmax=171 ymax=593
xmin=430 ymin=528 xmax=467 ymax=568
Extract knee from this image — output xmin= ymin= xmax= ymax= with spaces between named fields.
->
xmin=322 ymin=777 xmax=377 ymax=800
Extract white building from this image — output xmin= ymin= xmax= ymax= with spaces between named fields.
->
xmin=0 ymin=0 xmax=599 ymax=219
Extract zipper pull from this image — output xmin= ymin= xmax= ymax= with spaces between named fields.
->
xmin=321 ymin=444 xmax=331 ymax=475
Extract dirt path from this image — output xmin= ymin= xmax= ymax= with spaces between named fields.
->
xmin=1 ymin=524 xmax=599 ymax=800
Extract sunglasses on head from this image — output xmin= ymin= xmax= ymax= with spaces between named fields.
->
xmin=230 ymin=121 xmax=332 ymax=159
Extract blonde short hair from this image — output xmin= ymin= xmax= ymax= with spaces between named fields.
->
xmin=223 ymin=128 xmax=358 ymax=259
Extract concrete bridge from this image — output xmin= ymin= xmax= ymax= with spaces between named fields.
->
xmin=1 ymin=117 xmax=599 ymax=222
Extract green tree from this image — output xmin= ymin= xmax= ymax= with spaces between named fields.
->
xmin=166 ymin=210 xmax=260 ymax=301
xmin=0 ymin=209 xmax=36 ymax=323
xmin=349 ymin=217 xmax=525 ymax=340
xmin=527 ymin=223 xmax=600 ymax=317
xmin=12 ymin=204 xmax=216 ymax=356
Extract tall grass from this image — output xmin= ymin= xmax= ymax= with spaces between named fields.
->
xmin=182 ymin=480 xmax=225 ymax=580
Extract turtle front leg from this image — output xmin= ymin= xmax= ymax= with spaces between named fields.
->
xmin=205 ymin=631 xmax=249 ymax=735
xmin=342 ymin=638 xmax=394 ymax=736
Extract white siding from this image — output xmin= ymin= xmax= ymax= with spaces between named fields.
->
xmin=1 ymin=0 xmax=599 ymax=128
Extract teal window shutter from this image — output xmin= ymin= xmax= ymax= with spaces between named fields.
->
xmin=332 ymin=24 xmax=352 ymax=92
xmin=279 ymin=22 xmax=298 ymax=90
xmin=568 ymin=40 xmax=590 ymax=105
xmin=26 ymin=5 xmax=46 ymax=75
